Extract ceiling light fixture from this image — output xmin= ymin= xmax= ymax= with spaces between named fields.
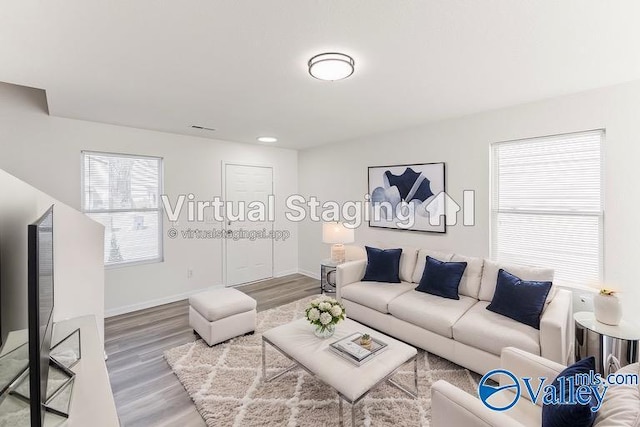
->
xmin=308 ymin=52 xmax=355 ymax=81
xmin=257 ymin=136 xmax=278 ymax=143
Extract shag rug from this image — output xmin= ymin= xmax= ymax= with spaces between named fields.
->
xmin=165 ymin=297 xmax=482 ymax=426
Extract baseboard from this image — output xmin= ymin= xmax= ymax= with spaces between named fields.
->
xmin=298 ymin=268 xmax=320 ymax=280
xmin=106 ymin=269 xmax=317 ymax=317
xmin=104 ymin=285 xmax=225 ymax=318
xmin=274 ymin=269 xmax=298 ymax=278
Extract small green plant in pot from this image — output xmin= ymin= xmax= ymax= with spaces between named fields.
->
xmin=360 ymin=333 xmax=372 ymax=349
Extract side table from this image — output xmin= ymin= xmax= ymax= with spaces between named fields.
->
xmin=574 ymin=311 xmax=640 ymax=376
xmin=320 ymin=259 xmax=339 ymax=294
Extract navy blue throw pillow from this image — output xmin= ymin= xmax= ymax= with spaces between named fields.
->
xmin=486 ymin=269 xmax=552 ymax=329
xmin=542 ymin=357 xmax=597 ymax=427
xmin=362 ymin=246 xmax=402 ymax=283
xmin=415 ymin=256 xmax=467 ymax=300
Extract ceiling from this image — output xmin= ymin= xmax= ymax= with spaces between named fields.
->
xmin=2 ymin=1 xmax=640 ymax=149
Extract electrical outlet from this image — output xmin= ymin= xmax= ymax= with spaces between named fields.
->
xmin=575 ymin=293 xmax=594 ymax=312
xmin=187 ymin=269 xmax=193 ymax=279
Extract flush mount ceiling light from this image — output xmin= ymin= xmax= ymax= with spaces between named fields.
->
xmin=257 ymin=136 xmax=278 ymax=143
xmin=308 ymin=52 xmax=355 ymax=81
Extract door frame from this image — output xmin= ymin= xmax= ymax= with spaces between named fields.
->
xmin=221 ymin=161 xmax=275 ymax=287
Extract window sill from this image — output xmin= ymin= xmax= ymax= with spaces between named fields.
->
xmin=105 ymin=257 xmax=164 ymax=270
xmin=556 ymin=283 xmax=598 ymax=294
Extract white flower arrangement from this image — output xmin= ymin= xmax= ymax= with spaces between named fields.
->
xmin=305 ymin=296 xmax=346 ymax=333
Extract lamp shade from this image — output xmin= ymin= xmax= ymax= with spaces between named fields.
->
xmin=322 ymin=222 xmax=355 ymax=244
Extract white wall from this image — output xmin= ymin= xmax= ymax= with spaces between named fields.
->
xmin=0 ymin=83 xmax=299 ymax=316
xmin=0 ymin=169 xmax=105 ymax=345
xmin=299 ymin=79 xmax=640 ymax=325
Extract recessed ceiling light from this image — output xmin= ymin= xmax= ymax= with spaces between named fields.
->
xmin=308 ymin=52 xmax=355 ymax=81
xmin=257 ymin=136 xmax=278 ymax=143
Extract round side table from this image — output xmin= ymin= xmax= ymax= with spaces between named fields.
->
xmin=320 ymin=259 xmax=339 ymax=294
xmin=574 ymin=311 xmax=640 ymax=375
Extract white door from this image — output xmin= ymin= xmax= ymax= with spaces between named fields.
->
xmin=224 ymin=163 xmax=274 ymax=286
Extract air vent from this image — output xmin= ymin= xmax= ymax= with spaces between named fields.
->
xmin=191 ymin=125 xmax=216 ymax=131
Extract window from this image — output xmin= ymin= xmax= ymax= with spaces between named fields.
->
xmin=82 ymin=151 xmax=163 ymax=266
xmin=491 ymin=130 xmax=603 ymax=288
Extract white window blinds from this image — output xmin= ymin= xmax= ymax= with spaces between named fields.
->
xmin=82 ymin=151 xmax=163 ymax=266
xmin=491 ymin=130 xmax=603 ymax=288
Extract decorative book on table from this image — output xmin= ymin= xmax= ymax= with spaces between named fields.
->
xmin=329 ymin=333 xmax=388 ymax=366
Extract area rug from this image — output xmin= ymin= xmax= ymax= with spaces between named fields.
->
xmin=165 ymin=297 xmax=482 ymax=426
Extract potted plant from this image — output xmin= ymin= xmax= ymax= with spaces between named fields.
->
xmin=305 ymin=297 xmax=346 ymax=338
xmin=594 ymin=288 xmax=622 ymax=325
xmin=359 ymin=333 xmax=372 ymax=350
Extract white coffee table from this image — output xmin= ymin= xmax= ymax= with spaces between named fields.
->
xmin=262 ymin=318 xmax=418 ymax=426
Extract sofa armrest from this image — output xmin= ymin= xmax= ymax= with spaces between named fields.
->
xmin=335 ymin=259 xmax=366 ymax=301
xmin=431 ymin=380 xmax=524 ymax=427
xmin=539 ymin=289 xmax=574 ymax=365
xmin=500 ymin=347 xmax=565 ymax=407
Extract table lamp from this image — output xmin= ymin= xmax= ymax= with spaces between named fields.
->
xmin=322 ymin=222 xmax=355 ymax=264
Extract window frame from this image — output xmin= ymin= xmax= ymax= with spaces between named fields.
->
xmin=81 ymin=150 xmax=165 ymax=268
xmin=489 ymin=129 xmax=605 ymax=290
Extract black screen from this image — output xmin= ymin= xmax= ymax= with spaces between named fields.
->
xmin=28 ymin=206 xmax=54 ymax=427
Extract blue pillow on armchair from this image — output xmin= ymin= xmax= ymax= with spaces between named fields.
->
xmin=415 ymin=256 xmax=467 ymax=300
xmin=362 ymin=246 xmax=402 ymax=283
xmin=486 ymin=269 xmax=552 ymax=329
xmin=542 ymin=357 xmax=598 ymax=427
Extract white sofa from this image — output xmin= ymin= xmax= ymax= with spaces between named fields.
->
xmin=336 ymin=247 xmax=573 ymax=374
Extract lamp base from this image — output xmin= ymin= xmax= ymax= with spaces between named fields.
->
xmin=330 ymin=244 xmax=346 ymax=264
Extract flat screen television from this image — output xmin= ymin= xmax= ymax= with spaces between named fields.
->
xmin=27 ymin=206 xmax=54 ymax=427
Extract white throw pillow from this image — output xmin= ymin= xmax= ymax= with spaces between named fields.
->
xmin=593 ymin=363 xmax=640 ymax=426
xmin=450 ymin=254 xmax=484 ymax=299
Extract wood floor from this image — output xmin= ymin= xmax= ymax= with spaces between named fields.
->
xmin=104 ymin=274 xmax=319 ymax=427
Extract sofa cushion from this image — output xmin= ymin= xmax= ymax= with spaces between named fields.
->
xmin=411 ymin=249 xmax=454 ymax=283
xmin=487 ymin=269 xmax=553 ymax=329
xmin=388 ymin=290 xmax=477 ymax=338
xmin=452 ymin=301 xmax=541 ymax=356
xmin=362 ymin=246 xmax=402 ymax=283
xmin=478 ymin=259 xmax=554 ymax=303
xmin=451 ymin=254 xmax=484 ymax=299
xmin=593 ymin=363 xmax=640 ymax=427
xmin=542 ymin=357 xmax=598 ymax=427
xmin=340 ymin=281 xmax=414 ymax=314
xmin=415 ymin=256 xmax=467 ymax=300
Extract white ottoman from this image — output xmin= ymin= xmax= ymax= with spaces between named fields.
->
xmin=189 ymin=288 xmax=257 ymax=346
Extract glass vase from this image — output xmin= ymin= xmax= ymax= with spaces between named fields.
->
xmin=314 ymin=324 xmax=336 ymax=339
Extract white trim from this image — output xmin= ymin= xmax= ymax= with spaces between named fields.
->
xmin=81 ymin=149 xmax=165 ymax=161
xmin=298 ymin=268 xmax=320 ymax=280
xmin=274 ymin=269 xmax=298 ymax=278
xmin=104 ymin=284 xmax=225 ymax=317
